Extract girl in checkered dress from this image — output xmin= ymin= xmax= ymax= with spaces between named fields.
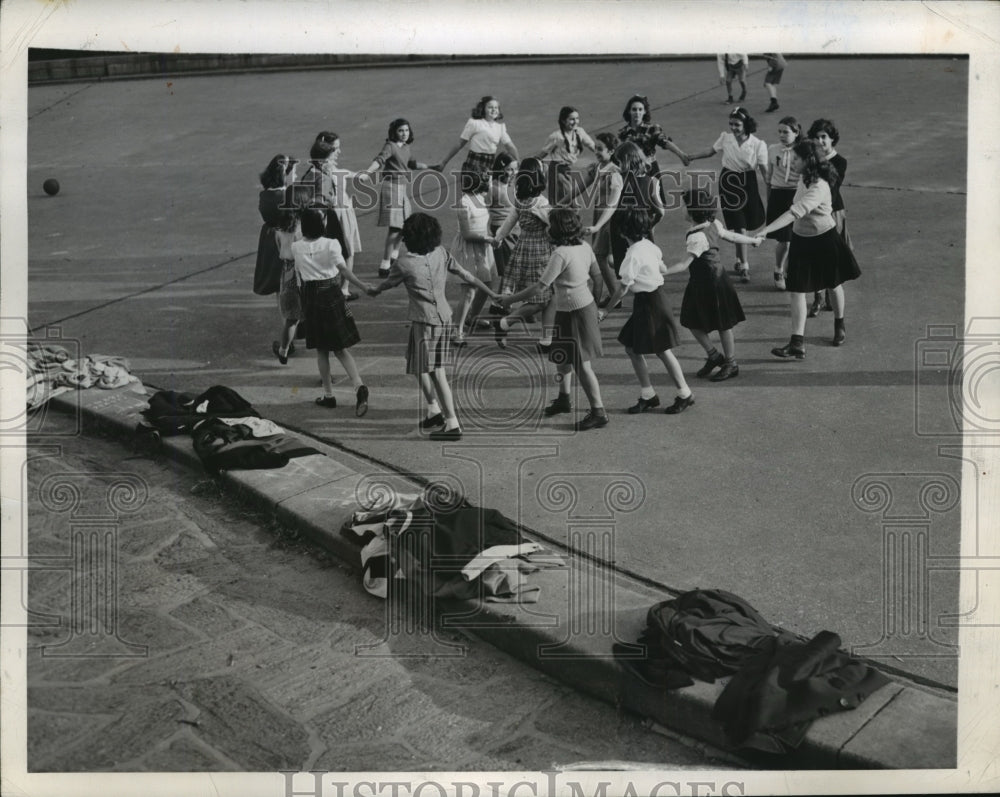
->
xmin=492 ymin=157 xmax=557 ymax=350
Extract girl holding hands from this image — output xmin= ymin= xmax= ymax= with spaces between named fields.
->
xmin=499 ymin=208 xmax=608 ymax=431
xmin=756 ymin=139 xmax=861 ymax=359
xmin=436 ymin=96 xmax=519 ymax=175
xmin=292 ymin=208 xmax=377 ymax=413
xmin=686 ymin=106 xmax=768 ymax=283
xmin=369 ymin=213 xmax=499 ymax=440
xmin=451 ymin=168 xmax=499 ymax=345
xmin=598 ymin=208 xmax=694 ymax=414
xmin=364 ymin=118 xmax=436 ymax=278
xmin=764 ymin=116 xmax=804 ymax=290
xmin=535 ymin=105 xmax=596 ymax=206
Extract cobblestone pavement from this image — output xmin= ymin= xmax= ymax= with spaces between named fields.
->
xmin=23 ymin=413 xmax=743 ymax=772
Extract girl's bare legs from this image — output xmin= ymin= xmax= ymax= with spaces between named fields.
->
xmin=774 ymin=241 xmax=788 ymax=286
xmin=790 ymin=291 xmax=808 ymax=335
xmin=595 ymin=251 xmax=618 ymax=306
xmin=379 ymin=228 xmax=402 ymax=274
xmin=689 ymin=328 xmax=714 ymax=355
xmin=430 ymin=368 xmax=459 ymax=430
xmin=279 ymin=319 xmax=298 ymax=355
xmin=626 ymin=348 xmax=653 ymax=390
xmin=341 ymin=253 xmax=355 ymax=297
xmin=654 ymin=349 xmax=691 ymax=395
xmin=576 ymin=360 xmax=604 ymax=411
xmin=455 ymin=286 xmax=475 ymax=341
xmin=317 ymin=349 xmax=333 ymax=396
xmin=332 ymin=348 xmax=364 ymax=389
xmin=830 ymin=284 xmax=845 ymax=318
xmin=417 ymin=372 xmax=442 ymax=422
xmin=718 ymin=328 xmax=736 ymax=360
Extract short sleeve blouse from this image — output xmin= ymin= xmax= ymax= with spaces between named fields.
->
xmin=712 ymin=132 xmax=768 ymax=172
xmin=460 ymin=118 xmax=512 ymax=155
xmin=292 ymin=237 xmax=345 ymax=281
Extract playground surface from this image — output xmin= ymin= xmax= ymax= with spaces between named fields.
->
xmin=25 ymin=55 xmax=969 ymax=695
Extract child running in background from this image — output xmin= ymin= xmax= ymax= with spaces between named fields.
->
xmin=765 ymin=116 xmax=804 ymax=290
xmin=686 ymin=106 xmax=768 ymax=283
xmin=762 ymin=53 xmax=786 ymax=113
xmin=499 ymin=208 xmax=608 ymax=431
xmin=662 ymin=188 xmax=758 ymax=382
xmin=488 ymin=152 xmax=519 ymax=281
xmin=364 ymin=118 xmax=435 ymax=278
xmin=535 ymin=105 xmax=596 ymax=206
xmin=717 ymin=53 xmax=749 ymax=104
xmin=597 ymin=209 xmax=693 ymax=415
xmin=451 ymin=167 xmax=499 ymax=346
xmin=292 ymin=207 xmax=377 ymax=413
xmin=492 ymin=157 xmax=557 ymax=352
xmin=579 ymin=132 xmax=624 ymax=306
xmin=369 ymin=213 xmax=499 ymax=440
xmin=272 ymin=209 xmax=302 ymax=365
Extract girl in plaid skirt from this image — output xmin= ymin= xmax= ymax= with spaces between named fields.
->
xmin=435 ymin=96 xmax=520 ymax=176
xmin=492 ymin=158 xmax=557 ymax=351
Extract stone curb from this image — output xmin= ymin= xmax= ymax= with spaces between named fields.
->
xmin=40 ymin=384 xmax=957 ymax=770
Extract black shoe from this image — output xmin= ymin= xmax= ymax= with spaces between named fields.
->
xmin=355 ymin=385 xmax=369 ymax=417
xmin=429 ymin=427 xmax=462 ymax=441
xmin=272 ymin=340 xmax=288 ymax=365
xmin=627 ymin=395 xmax=660 ymax=414
xmin=576 ymin=409 xmax=609 ymax=431
xmin=344 ymin=292 xmax=358 ymax=302
xmin=315 ymin=395 xmax=338 ymax=407
xmin=833 ymin=322 xmax=846 ymax=347
xmin=288 ymin=341 xmax=296 ymax=357
xmin=420 ymin=413 xmax=445 ymax=430
xmin=765 ymin=99 xmax=779 ymax=113
xmin=377 ymin=267 xmax=390 ymax=279
xmin=664 ymin=394 xmax=695 ymax=414
xmin=710 ymin=361 xmax=740 ymax=382
xmin=823 ymin=290 xmax=834 ymax=311
xmin=696 ymin=351 xmax=725 ymax=378
xmin=493 ymin=319 xmax=508 ymax=349
xmin=738 ymin=92 xmax=747 ymax=102
xmin=807 ymin=295 xmax=823 ymax=318
xmin=543 ymin=394 xmax=572 ymax=416
xmin=771 ymin=343 xmax=805 ymax=360
xmin=489 ymin=302 xmax=510 ymax=317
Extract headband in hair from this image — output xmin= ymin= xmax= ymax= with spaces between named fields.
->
xmin=729 ymin=106 xmax=750 ymax=122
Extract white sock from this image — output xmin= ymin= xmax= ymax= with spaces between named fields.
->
xmin=640 ymin=386 xmax=656 ymax=400
xmin=499 ymin=317 xmax=510 ymax=332
xmin=380 ymin=258 xmax=391 ymax=270
xmin=443 ymin=415 xmax=459 ymax=431
xmin=677 ymin=387 xmax=692 ymax=399
xmin=390 ymin=247 xmax=400 ymax=260
xmin=538 ymin=335 xmax=552 ymax=346
xmin=426 ymin=401 xmax=441 ymax=417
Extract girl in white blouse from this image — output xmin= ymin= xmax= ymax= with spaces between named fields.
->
xmin=756 ymin=140 xmax=861 ymax=359
xmin=687 ymin=106 xmax=769 ymax=283
xmin=436 ymin=96 xmax=519 ymax=176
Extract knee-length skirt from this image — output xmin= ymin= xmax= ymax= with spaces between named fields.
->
xmin=786 ymin=228 xmax=862 ymax=293
xmin=765 ymin=187 xmax=796 ymax=242
xmin=335 ymin=202 xmax=362 ymax=253
xmin=377 ymin=177 xmax=411 ymax=229
xmin=550 ymin=303 xmax=603 ymax=368
xmin=617 ymin=287 xmax=681 ymax=354
xmin=300 ymin=278 xmax=361 ymax=351
xmin=680 ymin=261 xmax=746 ymax=333
xmin=406 ymin=322 xmax=452 ymax=375
xmin=720 ymin=168 xmax=766 ymax=231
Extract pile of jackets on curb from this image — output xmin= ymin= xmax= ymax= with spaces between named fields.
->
xmin=341 ymin=489 xmax=566 ymax=603
xmin=26 ymin=343 xmax=144 ymax=410
xmin=614 ymin=589 xmax=891 ymax=754
xmin=138 ymin=385 xmax=321 ymax=473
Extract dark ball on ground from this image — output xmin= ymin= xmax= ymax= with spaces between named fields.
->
xmin=43 ymin=178 xmax=60 ymax=196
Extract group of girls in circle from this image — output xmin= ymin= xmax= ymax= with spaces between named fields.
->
xmin=255 ymin=93 xmax=860 ymax=431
